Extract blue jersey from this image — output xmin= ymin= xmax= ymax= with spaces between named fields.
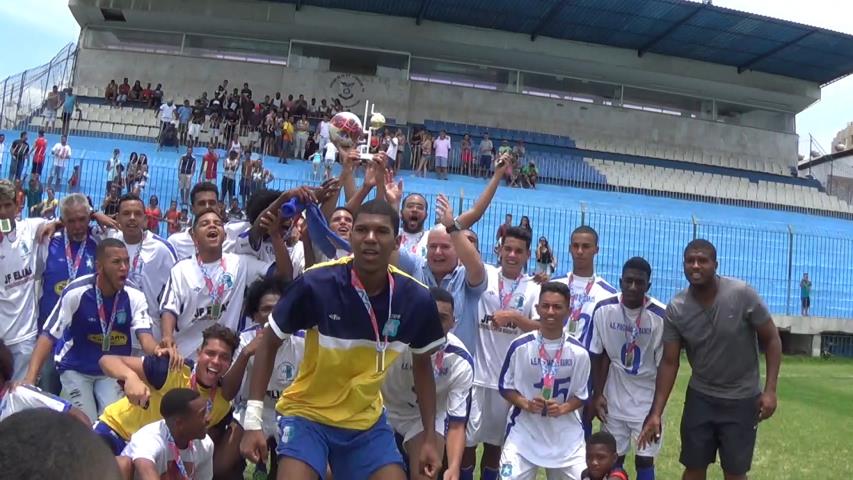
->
xmin=42 ymin=274 xmax=153 ymax=375
xmin=38 ymin=232 xmax=98 ymax=327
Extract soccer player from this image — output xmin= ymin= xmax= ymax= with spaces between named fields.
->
xmin=118 ymin=388 xmax=214 ymax=480
xmin=0 ymin=339 xmax=90 ymax=424
xmin=167 ymin=182 xmax=220 ymax=260
xmin=24 ymin=239 xmax=158 ymax=422
xmin=466 ymin=226 xmax=541 ymax=480
xmin=581 ymin=432 xmax=628 ymax=480
xmin=399 ymin=193 xmax=429 ymax=257
xmin=497 ymin=281 xmax=591 ymax=479
xmin=94 ymin=324 xmax=243 ymax=456
xmin=589 ymin=257 xmax=665 ymax=480
xmin=639 ymin=239 xmax=782 ymax=480
xmin=240 ymin=198 xmax=445 ymax=480
xmin=0 ymin=179 xmax=50 ymax=380
xmin=111 ymin=194 xmax=177 ymax=334
xmin=36 ymin=193 xmax=98 ymax=394
xmin=382 ymin=287 xmax=474 ymax=480
xmin=159 ymin=208 xmax=290 ymax=359
xmin=233 ymin=277 xmax=305 ymax=478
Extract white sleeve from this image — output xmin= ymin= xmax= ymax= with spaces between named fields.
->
xmin=245 ymin=255 xmax=273 ymax=280
xmin=498 ymin=344 xmax=519 ymax=394
xmin=588 ymin=310 xmax=604 ymax=355
xmin=446 ymin=363 xmax=474 ymax=421
xmin=569 ymin=348 xmax=591 ymax=402
xmin=42 ymin=288 xmax=83 ymax=340
xmin=195 ymin=436 xmax=215 ymax=480
xmin=121 ymin=429 xmax=163 ymax=465
xmin=129 ymin=290 xmax=153 ymax=333
xmin=159 ymin=266 xmax=184 ymax=318
xmin=1 ymin=385 xmax=72 ymax=420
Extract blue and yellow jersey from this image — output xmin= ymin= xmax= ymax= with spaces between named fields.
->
xmin=99 ymin=355 xmax=231 ymax=440
xmin=269 ymin=257 xmax=445 ymax=430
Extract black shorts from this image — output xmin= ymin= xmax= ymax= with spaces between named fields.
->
xmin=680 ymin=387 xmax=760 ymax=475
xmin=801 ymin=297 xmax=810 ymax=308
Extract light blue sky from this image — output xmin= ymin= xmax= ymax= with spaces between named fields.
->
xmin=2 ymin=0 xmax=851 ymax=155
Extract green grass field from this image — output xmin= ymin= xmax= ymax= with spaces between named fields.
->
xmin=247 ymin=355 xmax=853 ymax=479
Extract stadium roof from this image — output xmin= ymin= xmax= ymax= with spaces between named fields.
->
xmin=267 ymin=0 xmax=853 ymax=85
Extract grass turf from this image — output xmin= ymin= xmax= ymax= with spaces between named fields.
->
xmin=246 ymin=355 xmax=853 ymax=479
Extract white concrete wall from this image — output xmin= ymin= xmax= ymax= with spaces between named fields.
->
xmin=75 ymin=46 xmax=797 ymax=162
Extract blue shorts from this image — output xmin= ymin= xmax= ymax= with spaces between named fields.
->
xmin=276 ymin=412 xmax=404 ymax=479
xmin=94 ymin=421 xmax=128 ymax=455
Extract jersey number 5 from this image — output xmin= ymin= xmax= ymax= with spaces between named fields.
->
xmin=534 ymin=376 xmax=571 ymax=403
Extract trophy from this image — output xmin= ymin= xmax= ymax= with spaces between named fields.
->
xmin=328 ymin=100 xmax=385 ymax=162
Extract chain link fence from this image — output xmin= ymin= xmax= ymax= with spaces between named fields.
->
xmin=1 ymin=43 xmax=76 ymax=130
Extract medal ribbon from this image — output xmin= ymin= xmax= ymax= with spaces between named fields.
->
xmin=190 ymin=364 xmax=218 ymax=415
xmin=196 ymin=255 xmax=228 ymax=316
xmin=165 ymin=428 xmax=195 ymax=480
xmin=433 ymin=348 xmax=445 ymax=378
xmin=537 ymin=331 xmax=565 ymax=398
xmin=350 ymin=268 xmax=395 ymax=373
xmin=620 ymin=295 xmax=648 ymax=351
xmin=129 ymin=238 xmax=144 ymax=284
xmin=94 ymin=280 xmax=122 ymax=351
xmin=64 ymin=232 xmax=88 ymax=280
xmin=567 ymin=274 xmax=595 ymax=330
xmin=498 ymin=272 xmax=522 ymax=310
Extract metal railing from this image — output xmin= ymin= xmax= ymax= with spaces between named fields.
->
xmin=1 ymin=43 xmax=76 ymax=130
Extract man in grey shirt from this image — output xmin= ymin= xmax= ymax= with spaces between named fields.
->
xmin=639 ymin=239 xmax=781 ymax=480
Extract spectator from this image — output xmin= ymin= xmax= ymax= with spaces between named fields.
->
xmin=31 ymin=130 xmax=47 ymax=177
xmin=141 ymin=82 xmax=152 ymax=105
xmin=319 ymin=98 xmax=332 ymax=116
xmin=201 ymin=144 xmax=218 ymax=183
xmin=294 ymin=114 xmax=310 ymax=160
xmin=495 ymin=213 xmax=512 ymax=249
xmin=68 ymin=165 xmax=80 ymax=193
xmin=10 ymin=131 xmax=30 ymax=181
xmin=333 ymin=97 xmax=344 ymax=112
xmin=224 ymin=106 xmax=239 ymax=141
xmin=309 ymin=97 xmax=319 ymax=117
xmin=478 ymin=132 xmax=494 ymax=178
xmin=157 ymin=99 xmax=176 ymax=143
xmin=801 ymin=272 xmax=812 ymax=316
xmin=104 ymin=80 xmax=117 ymax=106
xmin=61 ymin=87 xmax=77 ymax=136
xmin=145 ymin=195 xmax=161 ymax=235
xmin=241 ymin=82 xmax=252 ymax=97
xmin=518 ymin=215 xmax=533 ymax=236
xmin=105 ymin=148 xmax=121 ymax=193
xmin=228 ymin=134 xmax=242 ymax=158
xmin=284 ymin=94 xmax=294 ymax=112
xmin=13 ymin=179 xmax=24 ymax=218
xmin=536 ymin=236 xmax=556 ymax=275
xmin=280 ymin=114 xmax=294 ymax=163
xmin=165 ymin=199 xmax=181 ymax=236
xmin=416 ymin=131 xmax=432 ymax=177
xmin=409 ymin=128 xmax=422 ymax=172
xmin=117 ymin=78 xmax=131 ymax=106
xmin=178 ymin=146 xmax=196 ymax=205
xmin=178 ymin=206 xmax=189 ymax=230
xmin=520 ymin=161 xmax=538 ymax=188
xmin=176 ymin=99 xmax=192 ymax=146
xmin=222 ymin=149 xmax=239 ymax=203
xmin=461 ymin=133 xmax=473 ymax=177
xmin=294 ymin=94 xmax=308 ymax=116
xmin=209 ymin=106 xmax=222 ymax=148
xmin=48 ymin=134 xmax=71 ymax=190
xmin=318 ymin=114 xmax=330 ymax=153
xmin=188 ymin=100 xmax=205 ymax=145
xmin=498 ymin=139 xmax=512 ymax=157
xmin=271 ymin=91 xmax=283 ymax=110
xmin=240 ymin=152 xmax=253 ymax=205
xmin=0 ymin=133 xmax=4 ymax=173
xmin=513 ymin=140 xmax=526 ymax=161
xmin=111 ymin=164 xmax=126 ymax=196
xmin=126 ymin=152 xmax=139 ymax=192
xmin=102 ymin=184 xmax=121 ymax=217
xmin=25 ymin=174 xmax=43 ymax=217
xmin=37 ymin=187 xmax=58 ymax=219
xmin=261 ymin=111 xmax=276 ymax=157
xmin=130 ymin=80 xmax=143 ymax=102
xmin=149 ymin=83 xmax=163 ymax=109
xmin=227 ymin=197 xmax=244 ymax=222
xmin=44 ymin=86 xmax=61 ymax=129
xmin=433 ymin=129 xmax=451 ymax=180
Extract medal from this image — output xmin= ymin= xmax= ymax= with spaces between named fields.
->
xmin=351 ymin=267 xmax=395 ymax=373
xmin=498 ymin=271 xmax=522 ymax=310
xmin=620 ymin=295 xmax=647 ymax=370
xmin=64 ymin=231 xmax=88 ymax=281
xmin=95 ymin=280 xmax=122 ymax=352
xmin=537 ymin=331 xmax=565 ymax=402
xmin=625 ymin=344 xmax=635 ymax=367
xmin=566 ymin=274 xmax=595 ymax=334
xmin=128 ymin=238 xmax=144 ymax=286
xmin=0 ymin=218 xmax=11 ymax=234
xmin=433 ymin=349 xmax=445 ymax=378
xmin=166 ymin=429 xmax=195 ymax=480
xmin=197 ymin=255 xmax=228 ymax=320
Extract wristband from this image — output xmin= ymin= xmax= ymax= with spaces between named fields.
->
xmin=243 ymin=400 xmax=265 ymax=431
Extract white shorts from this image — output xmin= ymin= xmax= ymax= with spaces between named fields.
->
xmin=179 ymin=174 xmax=192 ymax=190
xmin=188 ymin=123 xmax=201 ymax=138
xmin=387 ymin=412 xmax=448 ymax=446
xmin=435 ymin=156 xmax=448 ymax=168
xmin=603 ymin=416 xmax=662 ymax=457
xmin=467 ymin=386 xmax=509 ymax=447
xmin=211 ymin=127 xmax=220 ymax=137
xmin=499 ymin=438 xmax=584 ymax=480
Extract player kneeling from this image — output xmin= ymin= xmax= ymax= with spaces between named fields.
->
xmin=498 ymin=282 xmax=591 ymax=479
xmin=382 ymin=287 xmax=474 ymax=479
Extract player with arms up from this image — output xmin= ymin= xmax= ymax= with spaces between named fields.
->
xmin=240 ymin=199 xmax=446 ymax=480
xmin=589 ymin=257 xmax=665 ymax=480
xmin=497 ymin=281 xmax=591 ymax=479
xmin=382 ymin=287 xmax=474 ymax=480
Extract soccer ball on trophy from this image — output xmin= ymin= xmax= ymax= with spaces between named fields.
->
xmin=369 ymin=112 xmax=386 ymax=131
xmin=328 ymin=112 xmax=364 ymax=150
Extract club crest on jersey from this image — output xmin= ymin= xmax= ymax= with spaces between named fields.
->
xmin=382 ymin=315 xmax=401 ymax=337
xmin=54 ymin=280 xmax=69 ymax=295
xmin=221 ymin=273 xmax=234 ymax=288
xmin=115 ymin=311 xmax=128 ymax=325
xmin=500 ymin=464 xmax=513 ymax=477
xmin=281 ymin=425 xmax=294 ymax=444
xmin=279 ymin=362 xmax=296 ymax=382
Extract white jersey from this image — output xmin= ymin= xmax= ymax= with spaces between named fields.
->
xmin=399 ymin=229 xmax=428 ymax=258
xmin=233 ymin=326 xmax=305 ymax=437
xmin=588 ymin=294 xmax=665 ymax=422
xmin=167 ymin=229 xmax=196 ymax=261
xmin=498 ymin=332 xmax=590 ymax=469
xmin=540 ymin=274 xmax=617 ymax=350
xmin=474 ymin=265 xmax=540 ymax=389
xmin=111 ymin=230 xmax=177 ymax=323
xmin=0 ymin=218 xmax=46 ymax=344
xmin=382 ymin=332 xmax=474 ymax=425
xmin=121 ymin=419 xmax=214 ymax=480
xmin=223 ymin=221 xmax=305 ymax=277
xmin=159 ymin=252 xmax=273 ymax=358
xmin=0 ymin=384 xmax=72 ymax=421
